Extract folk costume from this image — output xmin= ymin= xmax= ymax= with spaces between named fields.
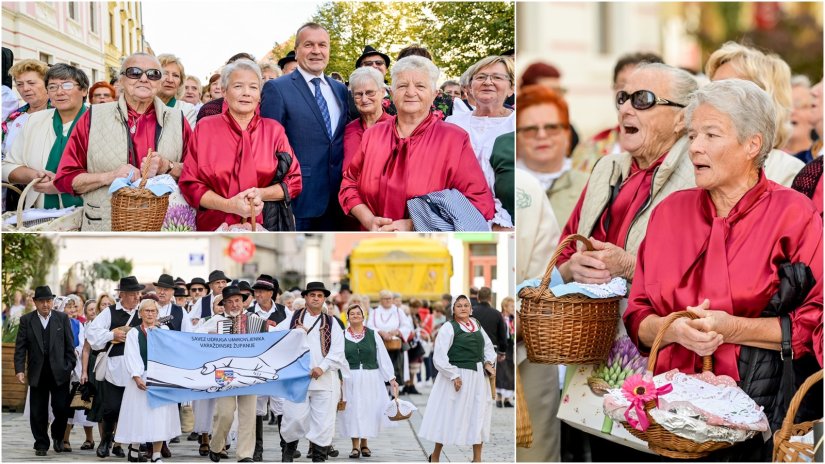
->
xmin=418 ymin=318 xmax=496 ymax=446
xmin=366 ymin=304 xmax=413 ymax=383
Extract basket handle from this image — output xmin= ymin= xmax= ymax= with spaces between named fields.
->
xmin=13 ymin=179 xmax=41 ymax=227
xmin=538 ymin=234 xmax=594 ymax=291
xmin=774 ymin=369 xmax=823 ymax=447
xmin=392 ymin=382 xmax=399 ymax=401
xmin=646 ymin=311 xmax=713 ymax=373
xmin=138 ymin=149 xmax=153 ymax=190
xmin=1 ymin=182 xmax=23 ymax=196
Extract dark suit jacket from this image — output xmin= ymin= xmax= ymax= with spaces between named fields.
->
xmin=260 ymin=69 xmax=349 ymax=219
xmin=14 ymin=310 xmax=77 ymax=387
xmin=472 ymin=302 xmax=508 ymax=354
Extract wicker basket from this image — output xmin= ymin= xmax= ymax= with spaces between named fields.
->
xmin=110 ymin=152 xmax=169 ymax=231
xmin=518 ymin=234 xmax=621 ymax=364
xmin=388 ymin=385 xmax=413 ymax=421
xmin=773 ymin=369 xmax=823 ymax=462
xmin=337 ymin=381 xmax=346 ymax=411
xmin=516 ymin=370 xmax=533 ymax=448
xmin=1 ymin=180 xmax=82 ymax=231
xmin=619 ymin=311 xmax=734 ymax=459
xmin=384 ymin=337 xmax=402 ymax=351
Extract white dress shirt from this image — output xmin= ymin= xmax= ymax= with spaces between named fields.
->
xmin=37 ymin=311 xmax=51 ymax=329
xmin=85 ymin=302 xmax=139 ymax=387
xmin=158 ymin=301 xmax=193 ymax=332
xmin=274 ymin=311 xmax=345 ymax=392
xmin=297 ymin=66 xmax=342 ymax=134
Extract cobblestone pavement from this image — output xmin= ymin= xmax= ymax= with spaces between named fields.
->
xmin=2 ymin=382 xmax=514 ymax=462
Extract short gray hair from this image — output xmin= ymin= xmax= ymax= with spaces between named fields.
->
xmin=391 ymin=56 xmax=440 ymax=92
xmin=292 ymin=297 xmax=306 ymax=310
xmin=685 ymin=79 xmax=775 ymax=169
xmin=634 ymin=62 xmax=698 ymax=106
xmin=120 ymin=52 xmax=161 ymax=76
xmin=349 ymin=66 xmax=384 ymax=92
xmin=138 ymin=298 xmax=159 ymax=312
xmin=221 ymin=59 xmax=262 ymax=90
xmin=791 ymin=74 xmax=812 ymax=89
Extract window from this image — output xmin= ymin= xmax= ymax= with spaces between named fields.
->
xmin=109 ymin=12 xmax=115 ymax=44
xmin=68 ymin=2 xmax=77 ymax=21
xmin=597 ymin=3 xmax=612 ymax=55
xmin=90 ymin=4 xmax=97 ymax=33
xmin=38 ymin=52 xmax=53 ymax=65
xmin=92 ymin=68 xmax=98 ymax=83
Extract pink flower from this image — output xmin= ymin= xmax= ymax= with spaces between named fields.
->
xmin=620 ymin=373 xmax=672 ymax=432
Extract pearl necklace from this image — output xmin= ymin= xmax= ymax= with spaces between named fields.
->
xmin=347 ymin=327 xmax=366 ymax=340
xmin=458 ymin=318 xmax=476 ymax=332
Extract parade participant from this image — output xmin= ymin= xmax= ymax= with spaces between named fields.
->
xmin=248 ymin=274 xmax=291 ymax=462
xmin=446 ymin=55 xmax=516 ymax=229
xmin=156 ymin=54 xmax=197 ymax=128
xmin=153 ymin=273 xmax=191 ymax=332
xmin=114 ymin=298 xmax=181 ymax=463
xmin=366 ymin=290 xmax=413 ymax=384
xmin=471 ymin=287 xmax=507 ymax=358
xmin=60 ymin=295 xmax=94 ymax=452
xmin=343 ymin=67 xmax=392 ymax=171
xmin=625 ymin=80 xmax=823 ymax=449
xmin=53 ymin=52 xmax=192 ymax=231
xmin=85 ymin=276 xmax=145 ymax=458
xmin=81 ymin=299 xmax=105 ymax=451
xmin=186 ymin=276 xmax=209 ymax=317
xmin=339 ymin=56 xmax=495 ymax=231
xmin=200 ymin=286 xmax=269 ymax=463
xmin=89 ymin=81 xmax=117 ymax=104
xmin=275 ymin=282 xmax=346 ymax=462
xmin=14 ymin=286 xmax=77 ymax=456
xmin=261 ymin=23 xmax=350 ymax=231
xmin=173 ymin=286 xmax=189 ymax=310
xmin=3 ymin=63 xmax=88 ymax=209
xmin=179 ymin=59 xmax=302 ymax=231
xmin=419 ymin=295 xmax=496 ymax=462
xmin=191 ymin=271 xmax=229 ymax=322
xmin=339 ymin=304 xmax=398 ymax=459
xmin=3 ymin=59 xmax=49 ymax=162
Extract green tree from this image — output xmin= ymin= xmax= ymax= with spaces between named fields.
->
xmin=271 ymin=35 xmax=297 ymax=64
xmin=61 ymin=257 xmax=133 ymax=297
xmin=2 ymin=234 xmax=57 ymax=307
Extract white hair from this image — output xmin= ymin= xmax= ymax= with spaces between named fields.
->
xmin=634 ymin=62 xmax=698 ymax=106
xmin=685 ymin=79 xmax=775 ymax=169
xmin=221 ymin=59 xmax=262 ymax=90
xmin=292 ymin=298 xmax=306 ymax=310
xmin=391 ymin=56 xmax=440 ymax=92
xmin=138 ymin=298 xmax=159 ymax=312
xmin=120 ymin=52 xmax=161 ymax=76
xmin=349 ymin=66 xmax=385 ymax=92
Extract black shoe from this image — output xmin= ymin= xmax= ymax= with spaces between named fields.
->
xmin=406 ymin=384 xmax=421 ymax=394
xmin=53 ymin=439 xmax=64 ymax=453
xmin=504 ymin=400 xmax=514 ymax=408
xmin=293 ymin=450 xmax=301 ymax=459
xmin=35 ymin=450 xmax=47 ymax=457
xmin=239 ymin=459 xmax=254 ymax=463
xmin=307 ymin=446 xmax=314 ymax=460
xmin=113 ymin=445 xmax=126 ymax=458
xmin=311 ymin=443 xmax=327 ymax=462
xmin=254 ymin=415 xmax=263 ymax=461
xmin=96 ymin=438 xmax=111 ymax=458
xmin=268 ymin=411 xmax=276 ymax=425
xmin=128 ymin=446 xmax=147 ymax=462
xmin=161 ymin=442 xmax=171 ymax=458
xmin=328 ymin=445 xmax=339 ymax=458
xmin=281 ymin=441 xmax=298 ymax=463
xmin=187 ymin=432 xmax=200 ymax=441
xmin=219 ymin=451 xmax=229 ymax=459
xmin=170 ymin=436 xmax=180 ymax=444
xmin=209 ymin=449 xmax=221 ymax=462
xmin=496 ymin=400 xmax=503 ymax=408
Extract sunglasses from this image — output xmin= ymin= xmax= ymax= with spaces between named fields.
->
xmin=616 ymin=90 xmax=685 ymax=110
xmin=361 ymin=59 xmax=386 ymax=67
xmin=121 ymin=67 xmax=163 ymax=81
xmin=517 ymin=123 xmax=569 ymax=139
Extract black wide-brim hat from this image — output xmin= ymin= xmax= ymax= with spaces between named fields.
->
xmin=238 ymin=281 xmax=253 ymax=295
xmin=302 ymin=281 xmax=331 ymax=297
xmin=174 ymin=287 xmax=189 ymax=297
xmin=153 ymin=273 xmax=177 ymax=289
xmin=278 ymin=50 xmax=296 ymax=69
xmin=208 ymin=270 xmax=230 ymax=284
xmin=355 ymin=45 xmax=390 ymax=69
xmin=33 ymin=285 xmax=56 ymax=301
xmin=116 ymin=276 xmax=145 ymax=292
xmin=187 ymin=277 xmax=207 ymax=290
xmin=251 ymin=274 xmax=277 ymax=292
xmin=218 ymin=285 xmax=243 ymax=305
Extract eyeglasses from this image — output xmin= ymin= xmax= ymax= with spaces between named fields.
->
xmin=361 ymin=60 xmax=385 ymax=68
xmin=517 ymin=123 xmax=569 ymax=139
xmin=616 ymin=90 xmax=685 ymax=110
xmin=47 ymin=82 xmax=79 ymax=92
xmin=121 ymin=67 xmax=163 ymax=81
xmin=472 ymin=73 xmax=510 ymax=84
xmin=353 ymin=89 xmax=378 ymax=100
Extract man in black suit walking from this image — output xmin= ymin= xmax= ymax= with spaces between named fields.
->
xmin=14 ymin=286 xmax=77 ymax=456
xmin=470 ymin=287 xmax=508 ymax=359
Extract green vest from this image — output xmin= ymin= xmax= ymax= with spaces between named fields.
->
xmin=447 ymin=320 xmax=484 ymax=370
xmin=137 ymin=327 xmax=148 ymax=370
xmin=345 ymin=328 xmax=378 ymax=370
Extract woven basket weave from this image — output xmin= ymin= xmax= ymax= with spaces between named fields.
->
xmin=110 ymin=152 xmax=169 ymax=231
xmin=1 ymin=180 xmax=82 ymax=231
xmin=619 ymin=311 xmax=734 ymax=459
xmin=516 ymin=371 xmax=533 ymax=448
xmin=773 ymin=369 xmax=823 ymax=462
xmin=518 ymin=234 xmax=620 ymax=365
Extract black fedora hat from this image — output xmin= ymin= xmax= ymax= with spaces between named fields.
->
xmin=208 ymin=270 xmax=230 ymax=284
xmin=33 ymin=286 xmax=56 ymax=300
xmin=116 ymin=276 xmax=145 ymax=292
xmin=355 ymin=45 xmax=390 ymax=70
xmin=238 ymin=281 xmax=253 ymax=296
xmin=153 ymin=274 xmax=177 ymax=289
xmin=251 ymin=274 xmax=277 ymax=292
xmin=174 ymin=287 xmax=189 ymax=298
xmin=218 ymin=285 xmax=243 ymax=305
xmin=187 ymin=277 xmax=207 ymax=290
xmin=174 ymin=277 xmax=187 ymax=286
xmin=278 ymin=50 xmax=296 ymax=69
xmin=302 ymin=282 xmax=331 ymax=297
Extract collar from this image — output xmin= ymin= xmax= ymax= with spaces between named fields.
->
xmin=297 ymin=66 xmax=326 ymax=85
xmin=517 ymin=158 xmax=572 ymax=191
xmin=37 ymin=311 xmax=51 ymax=321
xmin=116 ymin=301 xmax=138 ymax=313
xmin=255 ymin=301 xmax=274 ymax=314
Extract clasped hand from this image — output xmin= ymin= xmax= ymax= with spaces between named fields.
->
xmin=32 ymin=170 xmax=59 ymax=194
xmin=668 ymin=299 xmax=729 ymax=356
xmin=229 ymin=188 xmax=263 ymax=218
xmin=565 ymin=238 xmax=634 ymax=284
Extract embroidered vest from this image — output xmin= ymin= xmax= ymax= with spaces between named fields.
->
xmin=82 ymin=96 xmax=184 ymax=231
xmin=446 ymin=320 xmax=484 ymax=370
xmin=345 ymin=328 xmax=378 ymax=370
xmin=167 ymin=305 xmax=184 ymax=331
xmin=248 ymin=302 xmax=288 ymax=324
xmin=290 ymin=309 xmax=331 ymax=357
xmin=107 ymin=305 xmax=141 ymax=357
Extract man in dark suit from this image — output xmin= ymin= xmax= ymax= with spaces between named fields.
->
xmin=261 ymin=22 xmax=350 ymax=232
xmin=14 ymin=286 xmax=77 ymax=456
xmin=471 ymin=287 xmax=507 ymax=359
xmin=191 ymin=270 xmax=230 ymax=323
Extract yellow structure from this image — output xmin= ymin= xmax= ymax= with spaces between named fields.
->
xmin=348 ymin=238 xmax=453 ymax=301
xmin=104 ymin=2 xmax=145 ymax=81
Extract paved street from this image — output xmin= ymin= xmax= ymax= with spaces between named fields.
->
xmin=2 ymin=382 xmax=514 ymax=462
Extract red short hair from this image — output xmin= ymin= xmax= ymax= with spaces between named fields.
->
xmin=516 ymin=84 xmax=570 ymax=127
xmin=89 ymin=81 xmax=116 ymax=100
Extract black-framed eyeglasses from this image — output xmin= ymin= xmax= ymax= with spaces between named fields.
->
xmin=517 ymin=123 xmax=569 ymax=139
xmin=121 ymin=67 xmax=163 ymax=81
xmin=616 ymin=90 xmax=685 ymax=110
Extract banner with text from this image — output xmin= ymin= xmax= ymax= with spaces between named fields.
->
xmin=146 ymin=329 xmax=311 ymax=408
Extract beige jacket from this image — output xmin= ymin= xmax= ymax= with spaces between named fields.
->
xmin=546 ymin=168 xmax=589 ymax=230
xmin=516 ymin=169 xmax=560 ymax=281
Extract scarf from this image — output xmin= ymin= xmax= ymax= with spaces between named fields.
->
xmin=165 ymin=97 xmax=176 ymax=108
xmin=44 ymin=106 xmax=86 ymax=209
xmin=223 ymin=110 xmax=261 ymax=225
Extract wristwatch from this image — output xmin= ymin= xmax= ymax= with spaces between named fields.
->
xmin=166 ymin=161 xmax=175 ymax=174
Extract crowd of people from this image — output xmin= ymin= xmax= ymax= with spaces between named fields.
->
xmin=11 ymin=271 xmax=516 ymax=462
xmin=1 ymin=21 xmax=515 ymax=232
xmin=516 ymin=42 xmax=823 ymax=462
